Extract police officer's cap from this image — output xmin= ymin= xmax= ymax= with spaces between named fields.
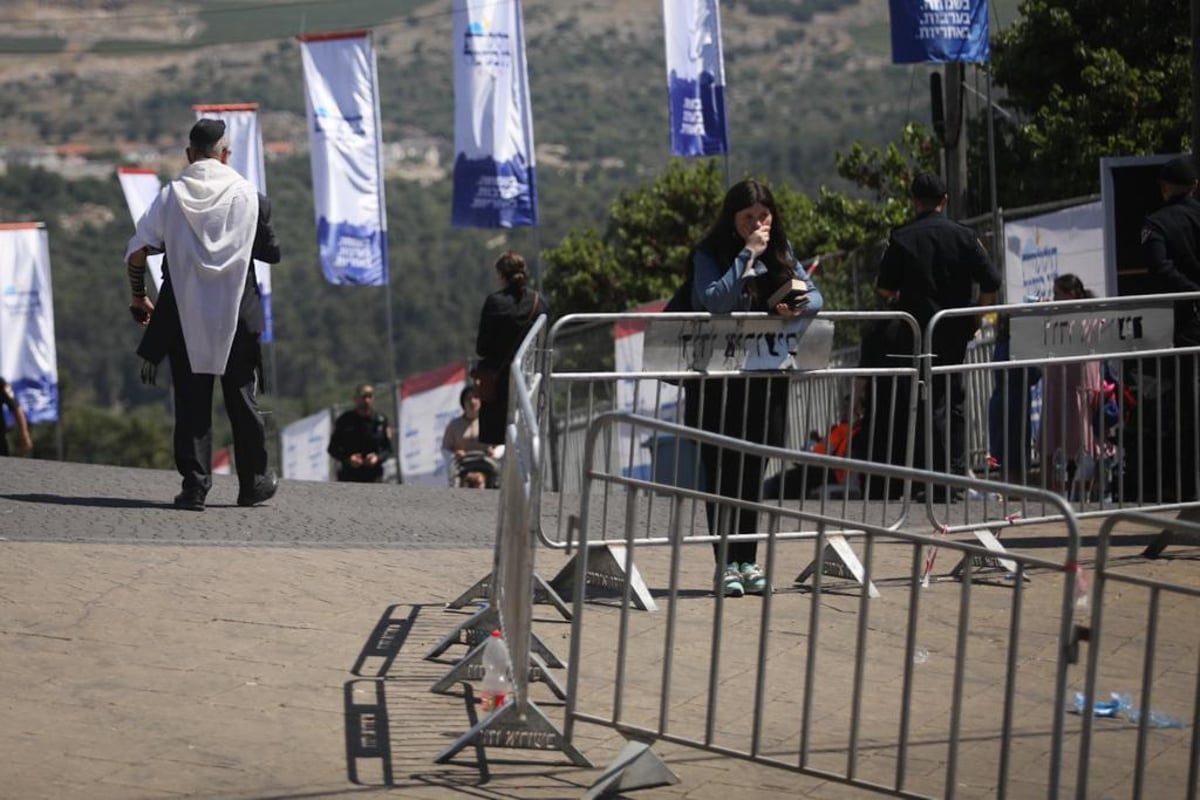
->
xmin=910 ymin=172 xmax=947 ymax=202
xmin=1159 ymin=157 xmax=1198 ymax=186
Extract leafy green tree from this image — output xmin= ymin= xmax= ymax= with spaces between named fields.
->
xmin=990 ymin=0 xmax=1190 ymax=204
xmin=543 ymin=124 xmax=940 ymax=318
xmin=36 ymin=404 xmax=175 ymax=469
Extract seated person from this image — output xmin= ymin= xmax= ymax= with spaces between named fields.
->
xmin=327 ymin=383 xmax=393 ymax=483
xmin=442 ymin=386 xmax=499 ymax=486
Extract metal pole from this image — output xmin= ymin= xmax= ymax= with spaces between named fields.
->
xmin=985 ymin=65 xmax=1004 ymax=297
xmin=367 ymin=31 xmax=401 ymax=485
xmin=945 ymin=63 xmax=969 ymax=218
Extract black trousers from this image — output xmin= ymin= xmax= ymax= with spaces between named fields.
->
xmin=923 ymin=337 xmax=969 ymax=475
xmin=168 ymin=331 xmax=267 ymax=494
xmin=684 ymin=376 xmax=788 ymax=567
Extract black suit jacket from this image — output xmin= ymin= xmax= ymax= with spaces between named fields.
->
xmin=137 ymin=193 xmax=281 ymax=367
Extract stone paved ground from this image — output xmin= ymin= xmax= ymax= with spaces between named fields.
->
xmin=0 ymin=456 xmax=1196 ymax=799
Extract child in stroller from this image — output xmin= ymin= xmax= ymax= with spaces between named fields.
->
xmin=451 ymin=450 xmax=501 ymax=489
xmin=443 ymin=385 xmax=501 ymax=488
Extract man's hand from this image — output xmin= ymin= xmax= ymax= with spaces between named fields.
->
xmin=16 ymin=432 xmax=33 ymax=456
xmin=348 ymin=453 xmax=364 ymax=468
xmin=129 ymin=295 xmax=155 ymax=326
xmin=364 ymin=453 xmax=380 ymax=467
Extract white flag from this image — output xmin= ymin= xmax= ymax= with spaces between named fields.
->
xmin=116 ymin=167 xmax=165 ymax=291
xmin=663 ymin=0 xmax=729 ymax=157
xmin=0 ymin=223 xmax=59 ymax=424
xmin=281 ymin=409 xmax=333 ymax=481
xmin=193 ymin=103 xmax=275 ymax=341
xmin=451 ymin=0 xmax=538 ymax=228
xmin=298 ymin=31 xmax=389 ymax=286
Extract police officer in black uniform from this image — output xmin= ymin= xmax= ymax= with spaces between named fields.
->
xmin=876 ymin=172 xmax=1001 ymax=480
xmin=1139 ymin=156 xmax=1200 ymax=507
xmin=327 ymin=383 xmax=394 ymax=482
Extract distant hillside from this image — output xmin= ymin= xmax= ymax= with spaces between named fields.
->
xmin=0 ymin=0 xmax=1017 ymax=450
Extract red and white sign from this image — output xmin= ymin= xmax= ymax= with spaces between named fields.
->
xmin=399 ymin=362 xmax=467 ymax=487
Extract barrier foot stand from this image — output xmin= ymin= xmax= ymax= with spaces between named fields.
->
xmin=431 ymin=644 xmax=566 ymax=701
xmin=548 ymin=543 xmax=658 ymax=612
xmin=434 ymin=698 xmax=591 ymax=768
xmin=425 ymin=603 xmax=566 ymax=668
xmin=582 ymin=738 xmax=678 ymax=799
xmin=950 ymin=528 xmax=1030 ymax=582
xmin=1143 ymin=528 xmax=1200 ymax=558
xmin=794 ymin=534 xmax=881 ymax=599
xmin=445 ymin=571 xmax=572 ymax=620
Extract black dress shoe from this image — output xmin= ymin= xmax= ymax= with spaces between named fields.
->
xmin=174 ymin=488 xmax=207 ymax=511
xmin=237 ymin=472 xmax=278 ymax=507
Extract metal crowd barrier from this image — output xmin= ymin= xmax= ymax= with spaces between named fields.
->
xmin=924 ymin=292 xmax=1200 ymax=533
xmin=563 ymin=412 xmax=1087 ymax=798
xmin=431 ymin=315 xmax=589 ymax=768
xmin=1076 ymin=510 xmax=1200 ymax=800
xmin=542 ymin=310 xmax=924 ymax=542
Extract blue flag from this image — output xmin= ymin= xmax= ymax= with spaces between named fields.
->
xmin=889 ymin=0 xmax=990 ymax=64
xmin=663 ymin=0 xmax=729 ymax=157
xmin=452 ymin=0 xmax=539 ymax=228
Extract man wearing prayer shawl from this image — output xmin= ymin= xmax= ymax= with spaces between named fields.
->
xmin=125 ymin=119 xmax=282 ymax=511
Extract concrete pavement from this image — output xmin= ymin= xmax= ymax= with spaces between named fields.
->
xmin=0 ymin=456 xmax=1196 ymax=799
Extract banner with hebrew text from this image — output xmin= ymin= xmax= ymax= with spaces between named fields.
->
xmin=451 ymin=0 xmax=539 ymax=228
xmin=299 ymin=30 xmax=389 ymax=285
xmin=663 ymin=0 xmax=729 ymax=157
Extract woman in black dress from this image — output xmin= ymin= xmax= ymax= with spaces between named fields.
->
xmin=474 ymin=251 xmax=548 ymax=445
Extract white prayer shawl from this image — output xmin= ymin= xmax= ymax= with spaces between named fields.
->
xmin=126 ymin=160 xmax=259 ymax=375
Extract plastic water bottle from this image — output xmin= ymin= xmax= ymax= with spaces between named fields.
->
xmin=479 ymin=629 xmax=512 ymax=713
xmin=1073 ymin=691 xmax=1131 ymax=718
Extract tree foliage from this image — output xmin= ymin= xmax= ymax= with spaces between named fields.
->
xmin=990 ymin=0 xmax=1191 ymax=204
xmin=543 ymin=124 xmax=940 ymax=319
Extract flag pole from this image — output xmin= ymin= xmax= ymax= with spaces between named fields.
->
xmin=367 ymin=31 xmax=401 ymax=484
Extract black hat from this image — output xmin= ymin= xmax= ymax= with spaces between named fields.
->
xmin=1159 ymin=156 xmax=1198 ymax=185
xmin=910 ymin=172 xmax=947 ymax=202
xmin=188 ymin=118 xmax=227 ymax=151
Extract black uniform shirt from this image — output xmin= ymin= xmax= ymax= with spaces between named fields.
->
xmin=877 ymin=210 xmax=1000 ymax=338
xmin=327 ymin=409 xmax=393 ymax=465
xmin=1141 ymin=194 xmax=1200 ymax=343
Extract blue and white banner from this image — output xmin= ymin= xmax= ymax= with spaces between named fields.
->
xmin=194 ymin=103 xmax=276 ymax=341
xmin=400 ymin=362 xmax=467 ymax=487
xmin=116 ymin=167 xmax=165 ymax=292
xmin=299 ymin=31 xmax=389 ymax=286
xmin=889 ymin=0 xmax=990 ymax=64
xmin=451 ymin=0 xmax=539 ymax=228
xmin=662 ymin=0 xmax=729 ymax=157
xmin=1004 ymin=201 xmax=1104 ymax=304
xmin=281 ymin=409 xmax=333 ymax=481
xmin=0 ymin=224 xmax=59 ymax=424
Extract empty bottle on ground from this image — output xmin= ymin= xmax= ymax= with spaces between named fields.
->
xmin=479 ymin=629 xmax=512 ymax=712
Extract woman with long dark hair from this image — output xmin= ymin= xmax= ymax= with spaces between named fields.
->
xmin=474 ymin=251 xmax=548 ymax=446
xmin=686 ymin=179 xmax=823 ymax=596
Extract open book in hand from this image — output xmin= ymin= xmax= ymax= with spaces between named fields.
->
xmin=767 ymin=278 xmax=810 ymax=310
